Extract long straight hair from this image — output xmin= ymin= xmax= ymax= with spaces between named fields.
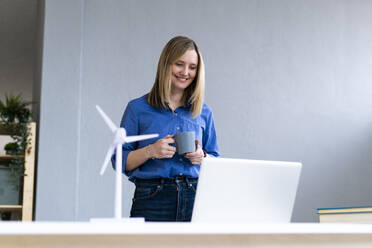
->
xmin=148 ymin=36 xmax=205 ymax=118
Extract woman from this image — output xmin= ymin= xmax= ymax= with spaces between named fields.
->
xmin=114 ymin=36 xmax=219 ymax=222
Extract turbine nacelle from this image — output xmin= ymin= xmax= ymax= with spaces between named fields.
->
xmin=114 ymin=128 xmax=127 ymax=145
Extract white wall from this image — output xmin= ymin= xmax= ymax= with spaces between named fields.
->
xmin=36 ymin=0 xmax=372 ymax=222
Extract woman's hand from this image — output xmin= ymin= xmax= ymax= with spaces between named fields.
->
xmin=184 ymin=140 xmax=205 ymax=165
xmin=148 ymin=135 xmax=176 ymax=159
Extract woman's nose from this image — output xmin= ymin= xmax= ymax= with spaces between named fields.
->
xmin=181 ymin=67 xmax=188 ymax=75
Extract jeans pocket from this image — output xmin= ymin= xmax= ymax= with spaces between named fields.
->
xmin=189 ymin=182 xmax=198 ymax=193
xmin=133 ymin=183 xmax=162 ymax=201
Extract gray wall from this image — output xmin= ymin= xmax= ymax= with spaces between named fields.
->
xmin=36 ymin=0 xmax=372 ymax=222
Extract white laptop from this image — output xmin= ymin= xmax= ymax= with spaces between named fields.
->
xmin=192 ymin=157 xmax=302 ymax=223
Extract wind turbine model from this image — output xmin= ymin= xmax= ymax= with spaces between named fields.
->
xmin=95 ymin=105 xmax=158 ymax=221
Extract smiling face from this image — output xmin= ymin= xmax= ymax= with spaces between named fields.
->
xmin=171 ymin=49 xmax=199 ymax=93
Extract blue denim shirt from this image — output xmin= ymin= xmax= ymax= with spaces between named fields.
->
xmin=111 ymin=94 xmax=219 ymax=182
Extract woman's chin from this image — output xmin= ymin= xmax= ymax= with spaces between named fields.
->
xmin=172 ymin=82 xmax=191 ymax=91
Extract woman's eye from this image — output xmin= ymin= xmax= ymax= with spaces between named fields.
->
xmin=190 ymin=66 xmax=196 ymax=70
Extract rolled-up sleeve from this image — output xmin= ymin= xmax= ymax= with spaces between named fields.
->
xmin=202 ymin=110 xmax=220 ymax=157
xmin=111 ymin=103 xmax=139 ymax=176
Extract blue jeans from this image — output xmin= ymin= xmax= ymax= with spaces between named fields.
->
xmin=130 ymin=176 xmax=198 ymax=222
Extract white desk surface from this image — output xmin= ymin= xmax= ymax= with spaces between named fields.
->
xmin=1 ymin=221 xmax=372 ymax=235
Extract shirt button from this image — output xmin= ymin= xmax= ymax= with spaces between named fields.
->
xmin=179 ymin=158 xmax=183 ymax=162
xmin=176 ymin=127 xmax=180 ymax=130
xmin=179 ymin=173 xmax=183 ymax=176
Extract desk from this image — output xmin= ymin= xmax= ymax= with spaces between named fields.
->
xmin=1 ymin=222 xmax=372 ymax=247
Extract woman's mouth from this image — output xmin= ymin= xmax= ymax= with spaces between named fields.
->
xmin=175 ymin=75 xmax=189 ymax=82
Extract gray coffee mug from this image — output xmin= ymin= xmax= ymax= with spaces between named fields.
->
xmin=175 ymin=131 xmax=195 ymax=155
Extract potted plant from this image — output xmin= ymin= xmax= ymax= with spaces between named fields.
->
xmin=0 ymin=93 xmax=32 ymax=123
xmin=0 ymin=93 xmax=33 ymax=204
xmin=4 ymin=142 xmax=19 ymax=155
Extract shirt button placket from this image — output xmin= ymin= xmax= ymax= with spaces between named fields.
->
xmin=175 ymin=110 xmax=180 ymax=132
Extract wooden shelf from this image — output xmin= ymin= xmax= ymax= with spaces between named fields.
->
xmin=0 ymin=205 xmax=22 ymax=212
xmin=0 ymin=155 xmax=22 ymax=159
xmin=0 ymin=122 xmax=36 ymax=221
xmin=0 ymin=155 xmax=24 ymax=166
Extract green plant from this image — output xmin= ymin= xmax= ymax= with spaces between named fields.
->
xmin=0 ymin=93 xmax=32 ymax=123
xmin=4 ymin=142 xmax=19 ymax=155
xmin=0 ymin=93 xmax=33 ymax=190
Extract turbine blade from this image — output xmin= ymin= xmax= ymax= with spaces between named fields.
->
xmin=96 ymin=105 xmax=117 ymax=133
xmin=100 ymin=144 xmax=116 ymax=175
xmin=125 ymin=134 xmax=159 ymax=143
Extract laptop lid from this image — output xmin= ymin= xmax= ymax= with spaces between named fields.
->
xmin=192 ymin=157 xmax=302 ymax=223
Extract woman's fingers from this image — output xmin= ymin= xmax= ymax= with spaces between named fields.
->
xmin=185 ymin=154 xmax=203 ymax=165
xmin=163 ymin=138 xmax=175 ymax=144
xmin=189 ymin=158 xmax=202 ymax=164
xmin=151 ymin=136 xmax=176 ymax=158
xmin=185 ymin=150 xmax=203 ymax=159
xmin=163 ymin=135 xmax=175 ymax=145
xmin=184 ymin=145 xmax=204 ymax=164
xmin=158 ymin=150 xmax=175 ymax=158
xmin=167 ymin=146 xmax=176 ymax=152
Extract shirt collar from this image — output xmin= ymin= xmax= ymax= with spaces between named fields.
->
xmin=165 ymin=102 xmax=192 ymax=112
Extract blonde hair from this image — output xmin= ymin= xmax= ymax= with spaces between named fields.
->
xmin=148 ymin=36 xmax=205 ymax=118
